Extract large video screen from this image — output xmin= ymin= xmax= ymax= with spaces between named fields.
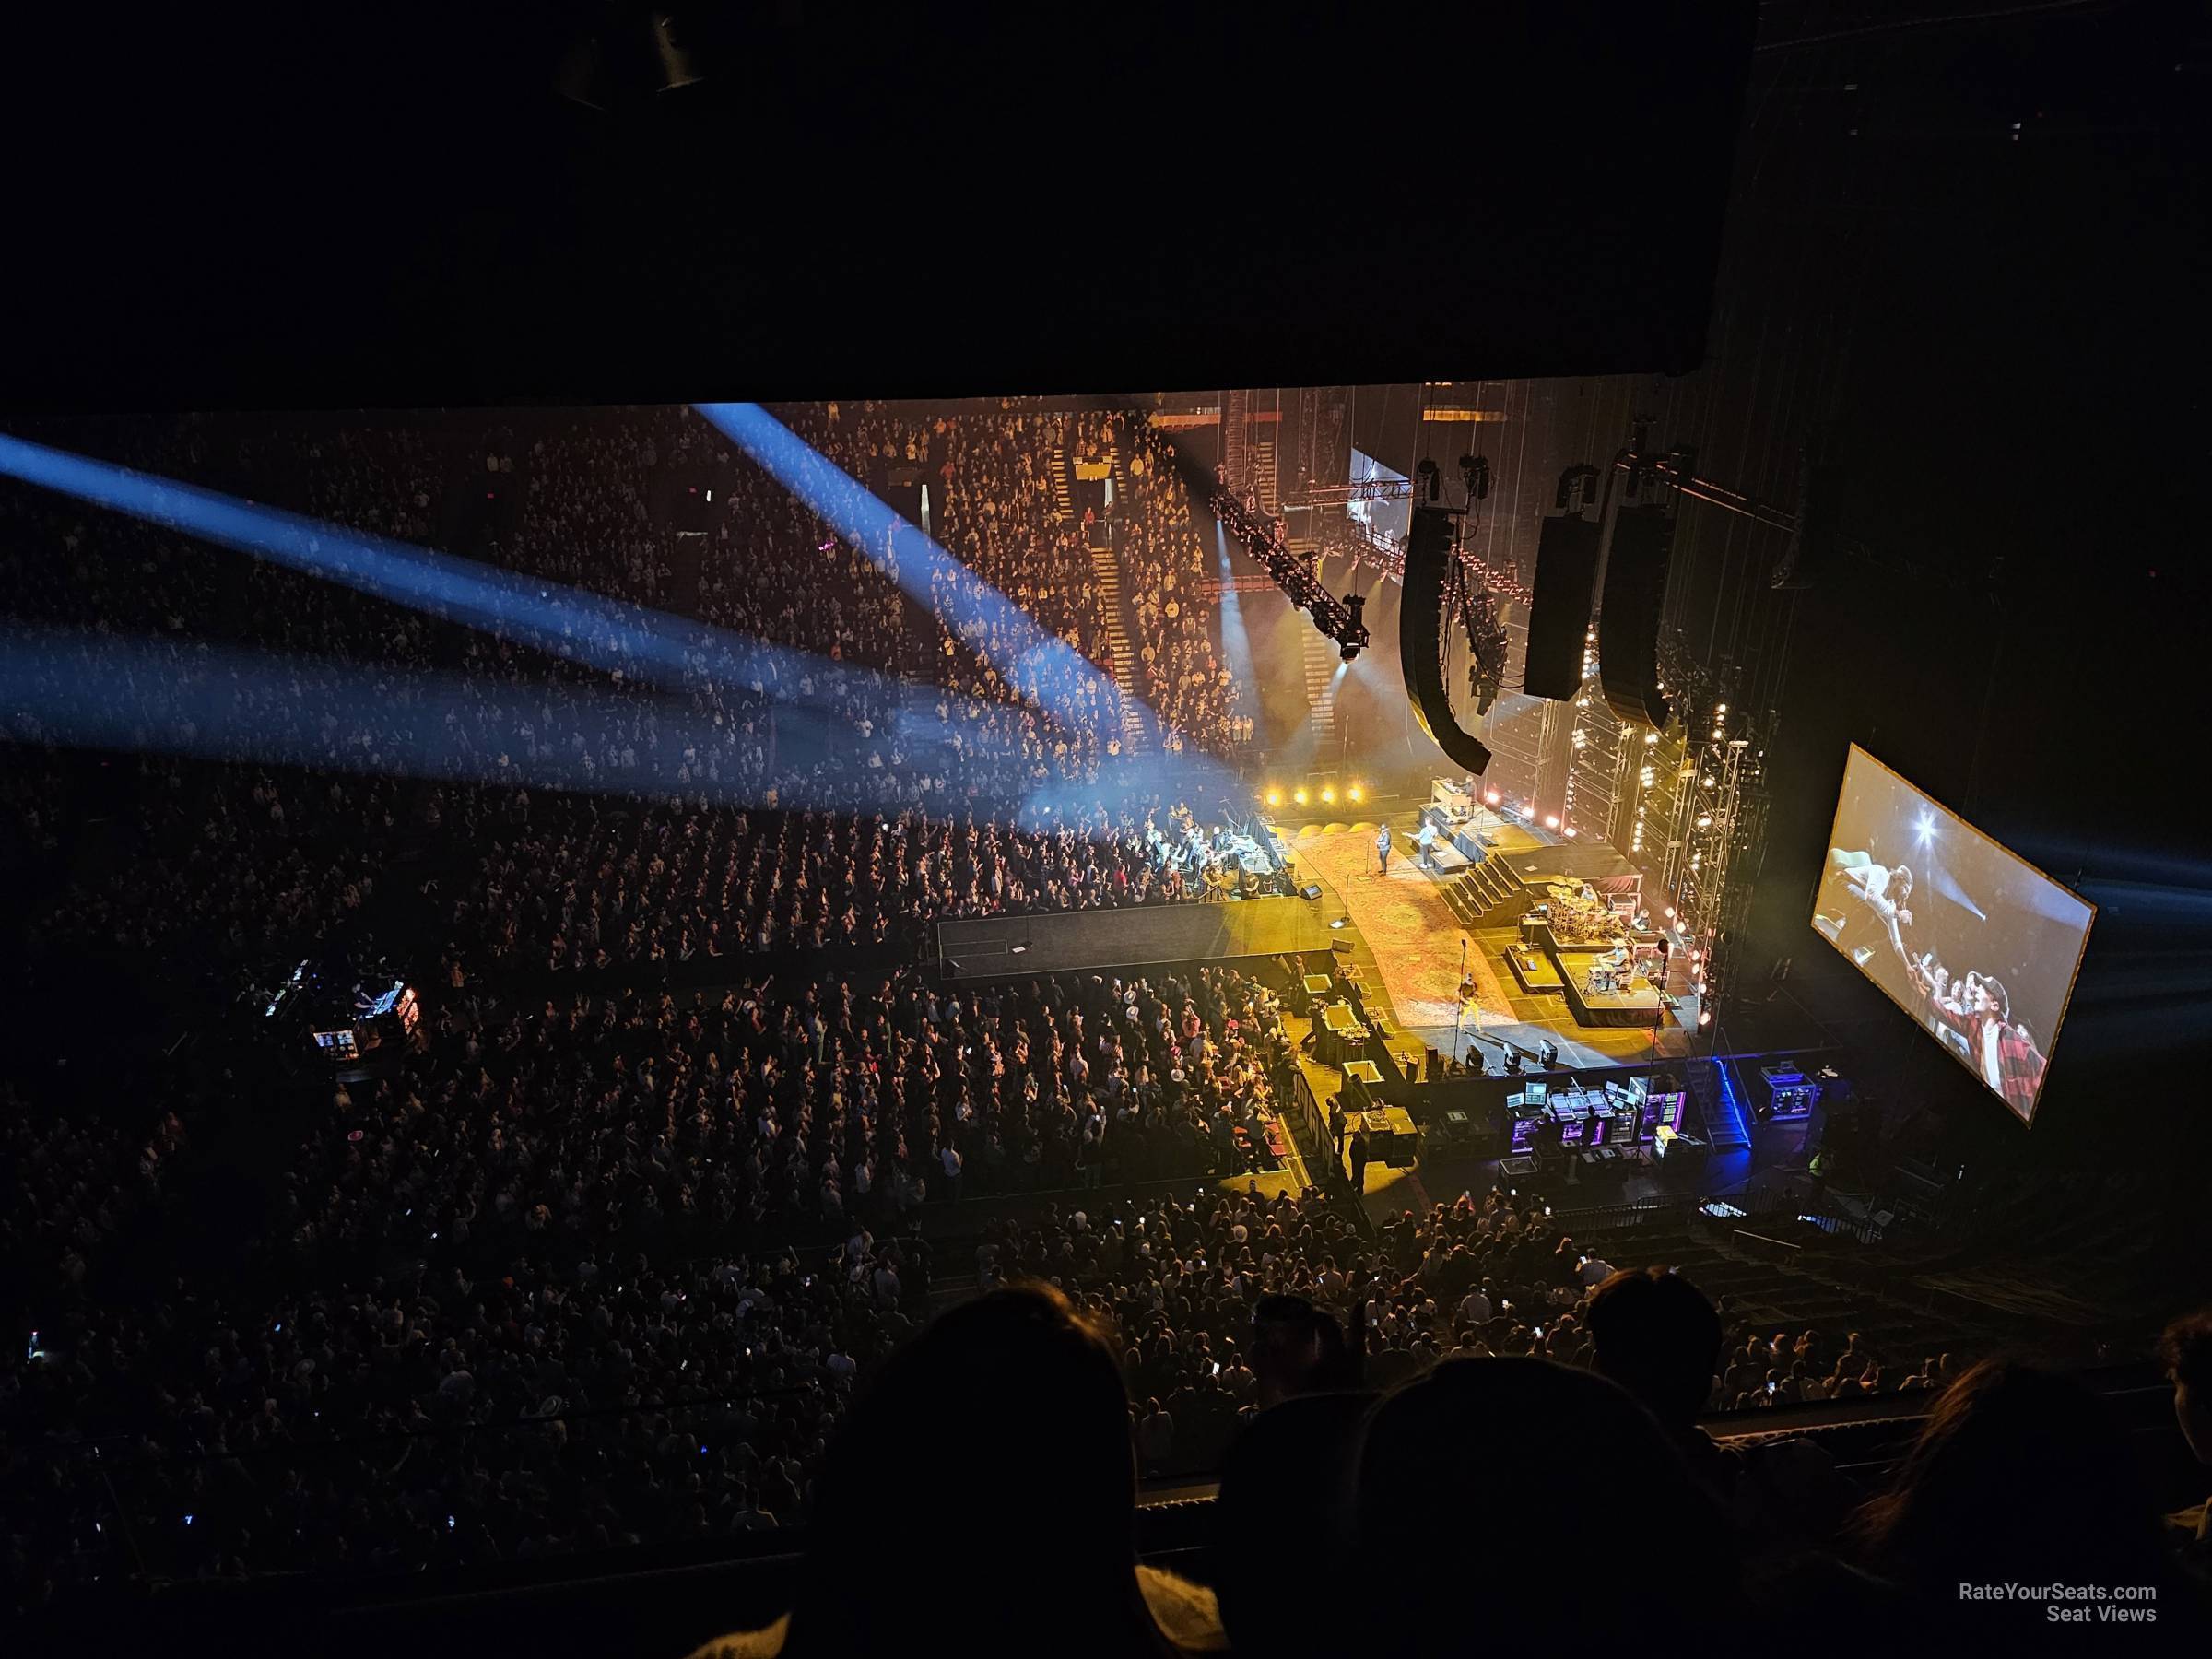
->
xmin=1812 ymin=745 xmax=2094 ymax=1124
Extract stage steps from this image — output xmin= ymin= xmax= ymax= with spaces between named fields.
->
xmin=1437 ymin=853 xmax=1529 ymax=929
xmin=1049 ymin=444 xmax=1074 ymax=523
xmin=1692 ymin=1057 xmax=1755 ymax=1152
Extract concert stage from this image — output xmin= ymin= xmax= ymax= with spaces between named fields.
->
xmin=935 ymin=896 xmax=1339 ymax=982
xmin=1288 ymin=818 xmax=1684 ymax=1071
xmin=1503 ymin=941 xmax=1665 ymax=1025
xmin=1552 ymin=950 xmax=1666 ymax=1028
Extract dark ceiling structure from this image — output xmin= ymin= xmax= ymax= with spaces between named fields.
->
xmin=5 ymin=4 xmax=1756 ymax=411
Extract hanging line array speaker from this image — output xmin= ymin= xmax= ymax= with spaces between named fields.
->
xmin=1523 ymin=510 xmax=1604 ymax=701
xmin=1596 ymin=502 xmax=1673 ymax=727
xmin=1399 ymin=504 xmax=1493 ymax=775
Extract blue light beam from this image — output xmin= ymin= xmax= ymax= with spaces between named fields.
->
xmin=0 ymin=429 xmax=901 ymax=726
xmin=0 ymin=625 xmax=1063 ymax=820
xmin=691 ymin=402 xmax=1243 ymax=816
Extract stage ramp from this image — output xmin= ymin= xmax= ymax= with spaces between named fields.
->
xmin=937 ymin=898 xmax=1338 ymax=982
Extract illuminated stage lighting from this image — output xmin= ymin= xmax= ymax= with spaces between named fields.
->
xmin=0 ymin=429 xmax=1240 ymax=825
xmin=0 ymin=624 xmax=1082 ymax=818
xmin=696 ymin=404 xmax=1221 ymax=762
xmin=1699 ymin=1009 xmax=1712 ymax=1027
xmin=0 ymin=430 xmax=897 ymax=725
xmin=1266 ymin=789 xmax=1283 ymax=807
xmin=1485 ymin=790 xmax=1500 ymax=805
xmin=1545 ymin=815 xmax=1559 ymax=830
xmin=1347 ymin=784 xmax=1364 ymax=804
xmin=1294 ymin=788 xmax=1310 ymax=806
xmin=1322 ymin=786 xmax=1336 ymax=806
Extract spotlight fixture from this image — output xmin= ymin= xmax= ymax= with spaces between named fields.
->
xmin=1347 ymin=785 xmax=1364 ymax=805
xmin=1293 ymin=788 xmax=1309 ymax=806
xmin=1699 ymin=1009 xmax=1712 ymax=1028
xmin=1545 ymin=815 xmax=1560 ymax=830
xmin=1485 ymin=790 xmax=1500 ymax=805
xmin=1322 ymin=786 xmax=1337 ymax=806
xmin=1266 ymin=789 xmax=1283 ymax=807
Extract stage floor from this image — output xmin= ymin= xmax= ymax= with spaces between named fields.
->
xmin=1287 ymin=822 xmax=1688 ymax=1070
xmin=935 ymin=893 xmax=1340 ymax=981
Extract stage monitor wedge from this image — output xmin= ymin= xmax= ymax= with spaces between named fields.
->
xmin=1400 ymin=504 xmax=1493 ymax=775
xmin=1596 ymin=503 xmax=1673 ymax=726
xmin=1523 ymin=511 xmax=1603 ymax=700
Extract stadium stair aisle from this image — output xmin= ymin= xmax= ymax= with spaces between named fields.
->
xmin=1087 ymin=536 xmax=1151 ymax=754
xmin=1300 ymin=626 xmax=1339 ymax=753
xmin=1050 ymin=443 xmax=1074 ymax=522
xmin=1253 ymin=430 xmax=1279 ymax=516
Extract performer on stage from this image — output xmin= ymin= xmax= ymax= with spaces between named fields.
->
xmin=1375 ymin=822 xmax=1393 ymax=877
xmin=1416 ymin=819 xmax=1439 ymax=871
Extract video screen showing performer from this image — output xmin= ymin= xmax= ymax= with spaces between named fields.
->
xmin=1812 ymin=745 xmax=2095 ymax=1124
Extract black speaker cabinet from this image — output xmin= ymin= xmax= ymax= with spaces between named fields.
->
xmin=1523 ymin=511 xmax=1602 ymax=700
xmin=1597 ymin=504 xmax=1673 ymax=726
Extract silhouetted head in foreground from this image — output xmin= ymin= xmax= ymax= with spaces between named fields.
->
xmin=1349 ymin=1358 xmax=1729 ymax=1653
xmin=1854 ymin=1359 xmax=2169 ymax=1595
xmin=777 ymin=1282 xmax=1193 ymax=1658
xmin=1584 ymin=1264 xmax=1724 ymax=1430
xmin=2161 ymin=1307 xmax=2212 ymax=1467
xmin=1250 ymin=1291 xmax=1356 ymax=1406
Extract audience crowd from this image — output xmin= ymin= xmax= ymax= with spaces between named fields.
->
xmin=4 ymin=404 xmax=2203 ymax=1642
